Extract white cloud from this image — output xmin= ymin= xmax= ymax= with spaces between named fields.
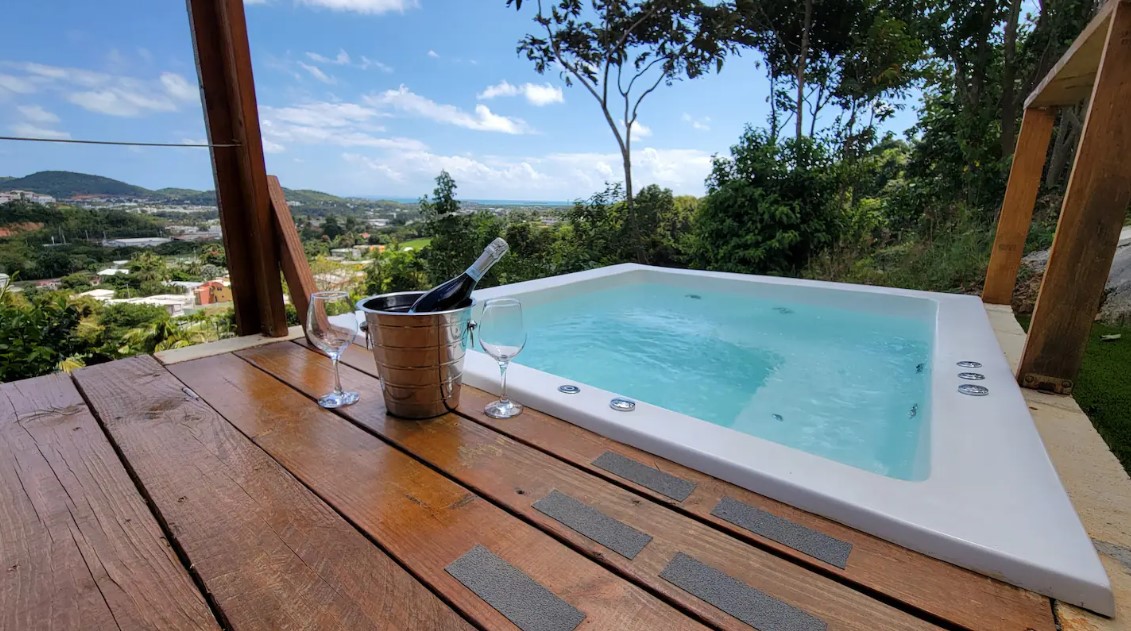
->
xmin=0 ymin=73 xmax=37 ymax=94
xmin=297 ymin=0 xmax=417 ymax=14
xmin=619 ymin=119 xmax=652 ymax=141
xmin=68 ymin=88 xmax=178 ymax=117
xmin=477 ymin=80 xmax=564 ymax=106
xmin=367 ymin=85 xmax=533 ymax=134
xmin=359 ymin=56 xmax=393 ymax=73
xmin=1 ymin=62 xmax=200 ymax=117
xmin=297 ymin=61 xmax=336 ymax=84
xmin=340 ymin=146 xmax=712 ymax=199
xmin=160 ymin=73 xmax=198 ymax=102
xmin=306 ymin=49 xmax=351 ymax=65
xmin=682 ymin=113 xmax=711 ymax=131
xmin=427 ymin=50 xmax=440 ymax=59
xmin=10 ymin=122 xmax=70 ymax=140
xmin=17 ymin=104 xmax=59 ymax=124
xmin=259 ymin=100 xmax=425 ymax=154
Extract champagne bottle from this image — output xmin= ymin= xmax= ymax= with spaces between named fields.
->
xmin=409 ymin=237 xmax=509 ymax=312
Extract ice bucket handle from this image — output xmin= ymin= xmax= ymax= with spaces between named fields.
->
xmin=463 ymin=320 xmax=477 ymax=352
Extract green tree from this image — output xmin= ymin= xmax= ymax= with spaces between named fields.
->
xmin=127 ymin=251 xmax=169 ymax=285
xmin=363 ymin=246 xmax=428 ymax=294
xmin=419 ymin=171 xmax=483 ymax=284
xmin=510 ymin=0 xmax=737 ymax=261
xmin=0 ymin=287 xmax=86 ymax=381
xmin=692 ymin=127 xmax=841 ymax=274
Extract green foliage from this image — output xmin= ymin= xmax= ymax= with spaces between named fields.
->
xmin=0 ymin=287 xmax=86 ymax=381
xmin=692 ymin=128 xmax=840 ymax=274
xmin=363 ymin=245 xmax=429 ymax=295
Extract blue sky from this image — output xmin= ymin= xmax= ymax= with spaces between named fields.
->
xmin=0 ymin=0 xmax=919 ymax=201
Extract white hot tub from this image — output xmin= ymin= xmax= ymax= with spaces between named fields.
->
xmin=464 ymin=264 xmax=1113 ymax=615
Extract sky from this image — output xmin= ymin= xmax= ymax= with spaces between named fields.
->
xmin=0 ymin=0 xmax=920 ymax=201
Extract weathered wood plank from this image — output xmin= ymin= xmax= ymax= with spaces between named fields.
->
xmin=983 ymin=107 xmax=1057 ymax=305
xmin=242 ymin=341 xmax=935 ymax=630
xmin=0 ymin=373 xmax=218 ymax=631
xmin=73 ymin=356 xmax=470 ymax=631
xmin=267 ymin=175 xmax=318 ymax=328
xmin=326 ymin=342 xmax=1055 ymax=631
xmin=1021 ymin=0 xmax=1131 ymax=392
xmin=170 ymin=352 xmax=706 ymax=631
xmin=1025 ymin=0 xmax=1123 ymax=108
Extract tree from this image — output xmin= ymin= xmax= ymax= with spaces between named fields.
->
xmin=509 ymin=0 xmax=736 ymax=261
xmin=127 ymin=251 xmax=169 ymax=285
xmin=363 ymin=246 xmax=428 ymax=295
xmin=692 ymin=128 xmax=840 ymax=274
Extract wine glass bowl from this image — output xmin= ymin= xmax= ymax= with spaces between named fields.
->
xmin=306 ymin=290 xmax=360 ymax=408
xmin=479 ymin=297 xmax=526 ymax=418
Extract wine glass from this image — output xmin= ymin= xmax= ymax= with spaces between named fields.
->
xmin=306 ymin=290 xmax=360 ymax=408
xmin=479 ymin=297 xmax=527 ymax=418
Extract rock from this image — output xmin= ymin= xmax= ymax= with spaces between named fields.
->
xmin=1019 ymin=226 xmax=1131 ymax=325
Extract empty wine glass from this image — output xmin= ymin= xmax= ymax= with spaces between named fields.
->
xmin=306 ymin=290 xmax=360 ymax=408
xmin=479 ymin=297 xmax=526 ymax=418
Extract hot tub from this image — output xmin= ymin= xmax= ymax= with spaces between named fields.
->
xmin=464 ymin=263 xmax=1113 ymax=615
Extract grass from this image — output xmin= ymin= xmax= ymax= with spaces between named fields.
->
xmin=1019 ymin=316 xmax=1131 ymax=475
xmin=400 ymin=237 xmax=431 ymax=251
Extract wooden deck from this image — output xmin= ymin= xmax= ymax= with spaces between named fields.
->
xmin=1 ymin=340 xmax=1059 ymax=630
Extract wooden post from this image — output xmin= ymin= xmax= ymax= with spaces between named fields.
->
xmin=187 ymin=0 xmax=288 ymax=337
xmin=1019 ymin=1 xmax=1131 ymax=393
xmin=982 ymin=108 xmax=1056 ymax=305
xmin=268 ymin=176 xmax=318 ymax=327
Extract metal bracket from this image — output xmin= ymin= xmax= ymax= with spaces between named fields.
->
xmin=1021 ymin=373 xmax=1073 ymax=395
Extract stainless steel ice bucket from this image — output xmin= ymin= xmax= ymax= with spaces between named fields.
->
xmin=356 ymin=291 xmax=475 ymax=419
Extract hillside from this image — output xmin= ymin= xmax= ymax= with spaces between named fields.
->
xmin=1 ymin=171 xmax=152 ymax=198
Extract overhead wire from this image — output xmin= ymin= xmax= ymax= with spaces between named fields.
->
xmin=0 ymin=135 xmax=239 ymax=148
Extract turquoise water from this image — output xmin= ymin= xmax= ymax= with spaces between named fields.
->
xmin=515 ymin=282 xmax=932 ymax=479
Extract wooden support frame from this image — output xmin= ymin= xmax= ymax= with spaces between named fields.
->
xmin=982 ymin=108 xmax=1056 ymax=305
xmin=268 ymin=176 xmax=318 ymax=327
xmin=187 ymin=0 xmax=288 ymax=337
xmin=985 ymin=0 xmax=1131 ymax=393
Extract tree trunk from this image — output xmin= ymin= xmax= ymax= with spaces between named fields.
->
xmin=620 ymin=138 xmax=647 ymax=263
xmin=1000 ymin=0 xmax=1024 ymax=156
xmin=796 ymin=0 xmax=814 ymax=142
xmin=1046 ymin=106 xmax=1082 ymax=189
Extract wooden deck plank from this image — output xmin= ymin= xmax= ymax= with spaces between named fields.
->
xmin=170 ymin=352 xmax=703 ymax=631
xmin=73 ymin=356 xmax=471 ymax=631
xmin=246 ymin=340 xmax=937 ymax=630
xmin=0 ymin=373 xmax=218 ymax=631
xmin=330 ymin=341 xmax=1057 ymax=631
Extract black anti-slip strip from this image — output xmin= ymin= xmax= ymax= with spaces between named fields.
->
xmin=446 ymin=545 xmax=585 ymax=631
xmin=660 ymin=553 xmax=827 ymax=631
xmin=712 ymin=497 xmax=853 ymax=569
xmin=533 ymin=490 xmax=653 ymax=559
xmin=591 ymin=451 xmax=696 ymax=502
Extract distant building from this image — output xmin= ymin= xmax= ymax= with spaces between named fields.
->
xmin=77 ymin=288 xmax=116 ymax=302
xmin=108 ymin=294 xmax=193 ymax=317
xmin=0 ymin=273 xmax=9 ymax=291
xmin=35 ymin=278 xmax=61 ymax=290
xmin=0 ymin=190 xmax=56 ymax=205
xmin=97 ymin=268 xmax=130 ymax=281
xmin=102 ymin=237 xmax=172 ymax=248
xmin=195 ymin=279 xmax=232 ymax=305
xmin=169 ymin=281 xmax=204 ymax=305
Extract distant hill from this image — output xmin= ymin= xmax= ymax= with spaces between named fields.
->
xmin=1 ymin=170 xmax=385 ymax=213
xmin=0 ymin=171 xmax=152 ymax=198
xmin=0 ymin=176 xmax=13 ymax=183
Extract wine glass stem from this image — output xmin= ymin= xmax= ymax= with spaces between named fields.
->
xmin=498 ymin=360 xmax=510 ymax=404
xmin=332 ymin=356 xmax=344 ymax=395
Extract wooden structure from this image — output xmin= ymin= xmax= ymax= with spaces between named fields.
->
xmin=1 ymin=340 xmax=1059 ymax=630
xmin=187 ymin=0 xmax=318 ymax=335
xmin=983 ymin=0 xmax=1131 ymax=394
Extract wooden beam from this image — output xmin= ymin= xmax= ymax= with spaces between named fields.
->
xmin=188 ymin=0 xmax=287 ymax=336
xmin=982 ymin=108 xmax=1056 ymax=305
xmin=1026 ymin=0 xmax=1123 ymax=108
xmin=1020 ymin=1 xmax=1131 ymax=392
xmin=268 ymin=176 xmax=318 ymax=327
